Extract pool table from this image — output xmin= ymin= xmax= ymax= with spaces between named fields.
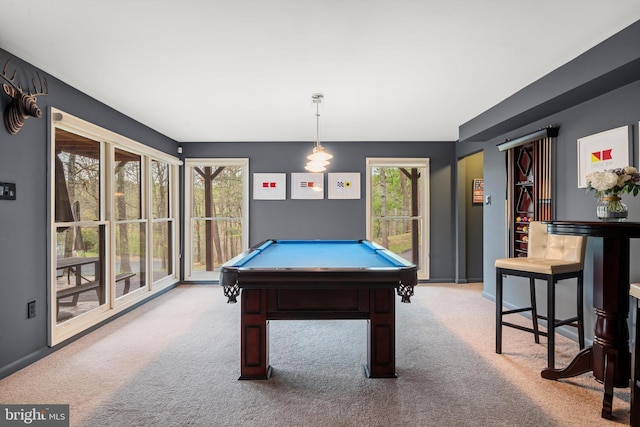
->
xmin=220 ymin=239 xmax=418 ymax=380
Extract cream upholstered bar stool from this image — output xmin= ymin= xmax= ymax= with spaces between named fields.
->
xmin=495 ymin=221 xmax=587 ymax=369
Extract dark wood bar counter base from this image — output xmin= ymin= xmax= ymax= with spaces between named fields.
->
xmin=544 ymin=221 xmax=640 ymax=420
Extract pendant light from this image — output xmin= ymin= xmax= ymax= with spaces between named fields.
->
xmin=305 ymin=93 xmax=332 ymax=172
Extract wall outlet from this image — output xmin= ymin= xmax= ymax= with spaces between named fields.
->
xmin=27 ymin=301 xmax=36 ymax=319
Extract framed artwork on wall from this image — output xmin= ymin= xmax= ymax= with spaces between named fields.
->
xmin=291 ymin=173 xmax=324 ymax=199
xmin=577 ymin=125 xmax=631 ymax=188
xmin=253 ymin=173 xmax=286 ymax=200
xmin=328 ymin=172 xmax=361 ymax=199
xmin=472 ymin=178 xmax=484 ymax=204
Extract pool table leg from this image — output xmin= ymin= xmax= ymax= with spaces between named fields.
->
xmin=239 ymin=288 xmax=271 ymax=380
xmin=366 ymin=287 xmax=397 ymax=378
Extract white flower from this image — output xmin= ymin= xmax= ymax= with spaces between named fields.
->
xmin=617 ymin=174 xmax=631 ymax=187
xmin=625 ymin=166 xmax=638 ymax=174
xmin=586 ymin=171 xmax=618 ymax=192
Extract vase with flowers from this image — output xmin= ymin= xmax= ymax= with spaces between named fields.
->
xmin=586 ymin=166 xmax=640 ymax=221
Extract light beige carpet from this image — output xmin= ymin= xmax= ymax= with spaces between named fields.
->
xmin=0 ymin=283 xmax=631 ymax=426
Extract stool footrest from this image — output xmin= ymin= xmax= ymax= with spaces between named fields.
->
xmin=535 ymin=314 xmax=580 ymax=328
xmin=502 ymin=321 xmax=549 ymax=337
xmin=502 ymin=307 xmax=534 ymax=315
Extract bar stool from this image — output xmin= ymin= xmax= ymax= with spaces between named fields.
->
xmin=630 ymin=283 xmax=640 ymax=427
xmin=495 ymin=221 xmax=587 ymax=369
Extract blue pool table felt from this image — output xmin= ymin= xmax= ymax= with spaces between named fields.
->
xmin=228 ymin=239 xmax=410 ymax=269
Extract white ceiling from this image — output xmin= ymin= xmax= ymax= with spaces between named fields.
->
xmin=1 ymin=1 xmax=639 ymax=142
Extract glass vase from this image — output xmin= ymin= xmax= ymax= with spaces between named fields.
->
xmin=596 ymin=195 xmax=628 ymax=222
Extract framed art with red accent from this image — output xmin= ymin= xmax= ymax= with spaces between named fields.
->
xmin=291 ymin=173 xmax=324 ymax=199
xmin=253 ymin=173 xmax=286 ymax=200
xmin=577 ymin=125 xmax=630 ymax=188
xmin=472 ymin=178 xmax=484 ymax=204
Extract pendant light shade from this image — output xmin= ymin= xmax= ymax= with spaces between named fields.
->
xmin=307 ymin=145 xmax=333 ymax=162
xmin=305 ymin=93 xmax=331 ymax=171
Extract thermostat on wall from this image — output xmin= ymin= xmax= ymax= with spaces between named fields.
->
xmin=0 ymin=182 xmax=16 ymax=200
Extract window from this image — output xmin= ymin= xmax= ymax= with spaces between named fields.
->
xmin=54 ymin=129 xmax=106 ymax=324
xmin=366 ymin=158 xmax=430 ymax=279
xmin=184 ymin=159 xmax=249 ymax=281
xmin=113 ymin=148 xmax=145 ymax=298
xmin=50 ymin=109 xmax=180 ymax=346
xmin=151 ymin=160 xmax=174 ymax=283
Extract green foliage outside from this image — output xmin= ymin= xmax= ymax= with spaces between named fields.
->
xmin=81 ymin=229 xmax=98 ymax=253
xmin=371 ymin=166 xmax=418 ymax=256
xmin=386 ymin=231 xmax=412 ymax=254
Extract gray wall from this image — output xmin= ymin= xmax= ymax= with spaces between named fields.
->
xmin=0 ymin=48 xmax=177 ymax=378
xmin=182 ymin=140 xmax=457 ymax=282
xmin=457 ymin=20 xmax=640 ymax=343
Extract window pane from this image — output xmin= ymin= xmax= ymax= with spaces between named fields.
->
xmin=191 ymin=166 xmax=243 ymax=218
xmin=369 ymin=162 xmax=426 ymax=278
xmin=114 ymin=148 xmax=142 ymax=220
xmin=371 ymin=167 xmax=421 ymax=217
xmin=191 ymin=219 xmax=243 ymax=277
xmin=55 ymin=225 xmax=105 ymax=324
xmin=152 ymin=221 xmax=172 ymax=282
xmin=190 ymin=164 xmax=244 ymax=279
xmin=371 ymin=219 xmax=421 ymax=267
xmin=54 ymin=128 xmax=105 ymax=324
xmin=115 ymin=222 xmax=146 ymax=297
xmin=151 ymin=160 xmax=169 ymax=219
xmin=55 ymin=128 xmax=100 ymax=222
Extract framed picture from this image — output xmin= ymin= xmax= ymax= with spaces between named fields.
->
xmin=291 ymin=173 xmax=324 ymax=199
xmin=253 ymin=173 xmax=286 ymax=200
xmin=577 ymin=125 xmax=630 ymax=188
xmin=472 ymin=178 xmax=484 ymax=204
xmin=328 ymin=173 xmax=361 ymax=199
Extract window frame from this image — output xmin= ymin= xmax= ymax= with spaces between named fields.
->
xmin=183 ymin=158 xmax=249 ymax=282
xmin=49 ymin=108 xmax=181 ymax=346
xmin=365 ymin=157 xmax=430 ymax=280
xmin=150 ymin=158 xmax=176 ymax=287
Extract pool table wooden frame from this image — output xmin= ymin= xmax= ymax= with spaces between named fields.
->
xmin=220 ymin=239 xmax=418 ymax=380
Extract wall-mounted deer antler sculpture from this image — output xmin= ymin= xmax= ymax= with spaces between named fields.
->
xmin=0 ymin=56 xmax=48 ymax=134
